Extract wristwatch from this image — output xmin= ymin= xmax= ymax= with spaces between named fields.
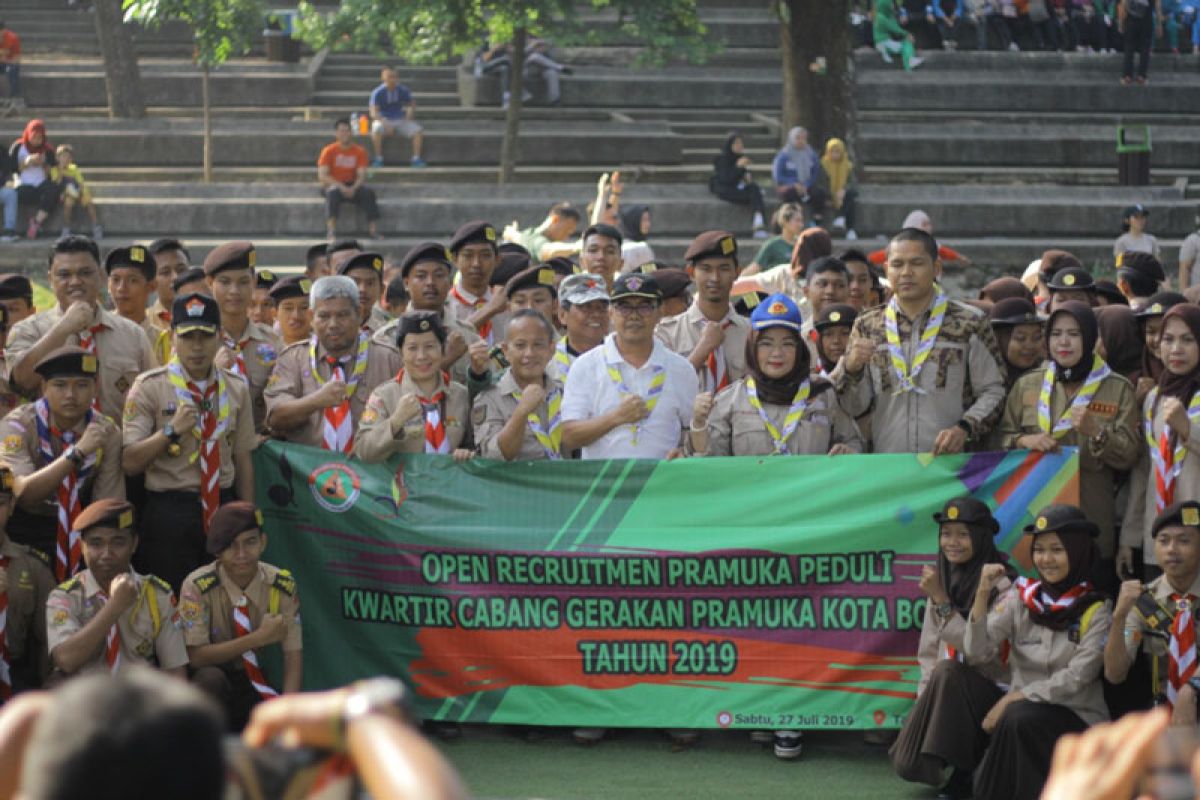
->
xmin=339 ymin=677 xmax=410 ymax=746
xmin=63 ymin=445 xmax=85 ymax=468
xmin=162 ymin=422 xmax=179 ymax=442
xmin=934 ymin=601 xmax=954 ymax=620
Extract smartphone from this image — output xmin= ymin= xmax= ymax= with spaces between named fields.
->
xmin=1139 ymin=726 xmax=1200 ymax=800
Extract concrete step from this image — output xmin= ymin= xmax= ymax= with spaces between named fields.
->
xmin=311 ymin=90 xmax=460 ymax=107
xmin=855 ymin=48 xmax=1200 ymax=74
xmin=22 ymin=64 xmax=311 ymax=108
xmin=857 ymin=109 xmax=1200 ymax=127
xmin=315 ymin=75 xmax=459 ymax=93
xmin=863 ymin=164 xmax=1200 ymax=186
xmin=561 ymin=45 xmax=780 ymax=68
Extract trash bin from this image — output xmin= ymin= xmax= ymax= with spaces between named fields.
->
xmin=264 ymin=30 xmax=300 ymax=62
xmin=1117 ymin=125 xmax=1152 ymax=186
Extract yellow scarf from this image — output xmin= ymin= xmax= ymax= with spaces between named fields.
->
xmin=820 ymin=138 xmax=853 ymax=200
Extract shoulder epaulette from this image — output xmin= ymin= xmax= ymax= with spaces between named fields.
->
xmin=56 ymin=575 xmax=82 ymax=592
xmin=20 ymin=545 xmax=51 ymax=568
xmin=147 ymin=575 xmax=174 ymax=594
xmin=272 ymin=570 xmax=297 ymax=596
xmin=194 ymin=570 xmax=221 ymax=594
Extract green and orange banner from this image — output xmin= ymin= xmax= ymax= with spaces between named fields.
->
xmin=255 ymin=443 xmax=1078 ymax=729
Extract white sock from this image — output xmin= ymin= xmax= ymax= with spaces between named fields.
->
xmin=752 ymin=212 xmax=764 ymax=228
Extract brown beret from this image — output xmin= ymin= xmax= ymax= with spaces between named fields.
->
xmin=400 ymin=241 xmax=454 ymax=279
xmin=74 ymin=499 xmax=135 ymax=536
xmin=340 ymin=251 xmax=385 ymax=277
xmin=269 ymin=275 xmax=311 ymax=302
xmin=206 ymin=501 xmax=264 ymax=555
xmin=203 ymin=241 xmax=256 ymax=276
xmin=684 ymin=230 xmax=738 ymax=264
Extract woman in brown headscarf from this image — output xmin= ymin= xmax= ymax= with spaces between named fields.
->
xmin=1095 ymin=304 xmax=1144 ymax=383
xmin=1121 ymin=303 xmax=1200 ymax=581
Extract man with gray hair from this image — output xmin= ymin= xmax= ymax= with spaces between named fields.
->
xmin=264 ymin=274 xmax=401 ymax=450
xmin=771 ymin=126 xmax=820 ymax=213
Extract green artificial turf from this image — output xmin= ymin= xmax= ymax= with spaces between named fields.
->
xmin=439 ymin=727 xmax=934 ymax=800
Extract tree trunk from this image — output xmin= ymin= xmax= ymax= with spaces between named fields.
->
xmin=202 ymin=66 xmax=213 ymax=183
xmin=499 ymin=27 xmax=527 ymax=185
xmin=93 ymin=0 xmax=145 ymax=119
xmin=779 ymin=0 xmax=856 ymax=157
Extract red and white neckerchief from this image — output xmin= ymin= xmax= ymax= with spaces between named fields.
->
xmin=450 ymin=286 xmax=493 ymax=344
xmin=1145 ymin=388 xmax=1200 ymax=513
xmin=1015 ymin=576 xmax=1093 ymax=616
xmin=156 ymin=307 xmax=171 ymax=326
xmin=703 ymin=318 xmax=734 ymax=394
xmin=312 ymin=333 xmax=369 ymax=454
xmin=232 ymin=595 xmax=280 ymax=700
xmin=1169 ymin=592 xmax=1198 ymax=708
xmin=180 ymin=377 xmax=221 ymax=532
xmin=96 ymin=589 xmax=122 ymax=674
xmin=398 ymin=369 xmax=451 ymax=454
xmin=222 ymin=330 xmax=251 ymax=379
xmin=0 ymin=554 xmax=10 ymax=699
xmin=35 ymin=399 xmax=94 ymax=582
xmin=75 ymin=320 xmax=106 ymax=413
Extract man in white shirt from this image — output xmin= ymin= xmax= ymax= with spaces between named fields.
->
xmin=562 ymin=273 xmax=697 ymax=460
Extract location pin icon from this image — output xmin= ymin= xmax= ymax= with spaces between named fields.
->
xmin=873 ymin=710 xmax=886 ymax=726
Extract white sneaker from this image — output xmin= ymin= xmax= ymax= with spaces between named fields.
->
xmin=1009 ymin=42 xmax=1020 ymax=52
xmin=846 ymin=229 xmax=859 ymax=241
xmin=909 ymin=56 xmax=924 ymax=69
xmin=877 ymin=45 xmax=894 ymax=64
xmin=832 ymin=216 xmax=846 ymax=231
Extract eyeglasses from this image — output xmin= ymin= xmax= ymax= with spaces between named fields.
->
xmin=613 ymin=303 xmax=657 ymax=317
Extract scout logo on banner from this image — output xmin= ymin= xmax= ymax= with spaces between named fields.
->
xmin=254 ymin=444 xmax=1079 ymax=730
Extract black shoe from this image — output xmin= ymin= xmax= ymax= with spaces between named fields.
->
xmin=561 ymin=66 xmax=574 ymax=75
xmin=936 ymin=768 xmax=973 ymax=800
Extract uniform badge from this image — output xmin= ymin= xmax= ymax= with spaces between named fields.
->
xmin=299 ymin=279 xmax=312 ymax=293
xmin=1063 ymin=274 xmax=1076 ymax=287
xmin=361 ymin=407 xmax=379 ymax=425
xmin=81 ymin=354 xmax=98 ymax=374
xmin=484 ymin=226 xmax=496 ymax=242
xmin=50 ymin=609 xmax=69 ymax=627
xmin=719 ymin=236 xmax=735 ymax=255
xmin=260 ymin=269 xmax=275 ymax=281
xmin=185 ymin=297 xmax=206 ymax=317
xmin=947 ymin=506 xmax=959 ymax=520
xmin=115 ymin=375 xmax=130 ymax=394
xmin=17 ymin=570 xmax=32 ymax=590
xmin=1 ymin=434 xmax=22 ymax=455
xmin=471 ymin=405 xmax=486 ymax=426
xmin=768 ymin=301 xmax=788 ymax=315
xmin=136 ymin=639 xmax=154 ymax=658
xmin=1036 ymin=516 xmax=1048 ymax=531
xmin=373 ymin=257 xmax=383 ymax=271
xmin=1149 ymin=303 xmax=1163 ymax=314
xmin=1185 ymin=507 xmax=1200 ymax=527
xmin=257 ymin=343 xmax=277 ymax=364
xmin=626 ymin=276 xmax=643 ymax=291
xmin=130 ymin=247 xmax=145 ymax=263
xmin=829 ymin=311 xmax=842 ymax=323
xmin=247 ymin=250 xmax=257 ymax=268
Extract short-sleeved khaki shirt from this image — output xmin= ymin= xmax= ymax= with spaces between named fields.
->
xmin=372 ymin=310 xmax=482 ymax=386
xmin=0 ymin=402 xmax=126 ymax=515
xmin=656 ymin=302 xmax=752 ymax=393
xmin=121 ymin=367 xmax=256 ymax=492
xmin=178 ymin=561 xmax=302 ymax=668
xmin=264 ymin=338 xmax=401 ymax=448
xmin=218 ymin=321 xmax=281 ymax=430
xmin=7 ymin=306 xmax=155 ymax=421
xmin=0 ymin=538 xmax=54 ymax=666
xmin=472 ymin=370 xmax=566 ymax=461
xmin=46 ymin=568 xmax=189 ymax=673
xmin=354 ymin=370 xmax=469 ymax=463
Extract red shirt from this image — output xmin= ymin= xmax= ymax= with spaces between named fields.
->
xmin=317 ymin=142 xmax=367 ymax=185
xmin=0 ymin=30 xmax=20 ymax=61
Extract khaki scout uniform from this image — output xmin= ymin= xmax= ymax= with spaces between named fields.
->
xmin=46 ymin=568 xmax=188 ymax=674
xmin=997 ymin=370 xmax=1139 ymax=556
xmin=836 ymin=300 xmax=1007 ymax=453
xmin=656 ymin=302 xmax=752 ymax=390
xmin=472 ymin=370 xmax=566 ymax=461
xmin=218 ymin=321 xmax=281 ymax=430
xmin=1124 ymin=395 xmax=1200 ymax=566
xmin=179 ymin=562 xmax=302 ymax=661
xmin=372 ymin=311 xmax=482 ymax=386
xmin=0 ymin=355 xmax=25 ymax=420
xmin=147 ymin=299 xmax=172 ymax=330
xmin=0 ymin=538 xmax=54 ymax=686
xmin=364 ymin=303 xmax=393 ymax=335
xmin=964 ymin=585 xmax=1111 ymax=725
xmin=7 ymin=306 xmax=155 ymax=422
xmin=121 ymin=367 xmax=257 ymax=493
xmin=137 ymin=316 xmax=170 ymax=367
xmin=695 ymin=379 xmax=863 ymax=457
xmin=1120 ymin=572 xmax=1200 ymax=702
xmin=915 ymin=577 xmax=1012 ymax=696
xmin=264 ymin=339 xmax=402 ymax=448
xmin=354 ymin=370 xmax=469 ymax=463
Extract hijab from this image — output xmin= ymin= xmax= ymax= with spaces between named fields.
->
xmin=1094 ymin=305 xmax=1143 ymax=382
xmin=780 ymin=126 xmax=814 ymax=178
xmin=18 ymin=119 xmax=51 ymax=155
xmin=819 ymin=138 xmax=853 ymax=199
xmin=979 ymin=276 xmax=1031 ymax=305
xmin=1046 ymin=301 xmax=1099 ymax=384
xmin=619 ymin=205 xmax=649 ymax=243
xmin=715 ymin=132 xmax=741 ymax=171
xmin=938 ymin=518 xmax=1015 ymax=617
xmin=1156 ymin=303 xmax=1200 ymax=403
xmin=743 ymin=325 xmax=831 ymax=405
xmin=789 ymin=227 xmax=832 ymax=279
xmin=989 ymin=297 xmax=1041 ymax=388
xmin=1028 ymin=528 xmax=1102 ymax=631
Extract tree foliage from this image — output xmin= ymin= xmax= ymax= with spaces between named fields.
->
xmin=123 ymin=0 xmax=265 ymax=69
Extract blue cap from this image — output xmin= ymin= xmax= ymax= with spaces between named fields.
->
xmin=749 ymin=293 xmax=802 ymax=332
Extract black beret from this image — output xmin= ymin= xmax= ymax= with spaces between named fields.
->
xmin=0 ymin=273 xmax=32 ymax=300
xmin=396 ymin=311 xmax=447 ymax=347
xmin=206 ymin=501 xmax=264 ymax=555
xmin=490 ymin=251 xmax=532 ymax=287
xmin=1023 ymin=504 xmax=1099 ymax=538
xmin=103 ymin=245 xmax=156 ymax=281
xmin=172 ymin=292 xmax=221 ymax=334
xmin=448 ymin=220 xmax=499 ymax=254
xmin=651 ymin=268 xmax=692 ymax=300
xmin=340 ymin=251 xmax=385 ymax=277
xmin=74 ymin=499 xmax=135 ymax=536
xmin=583 ymin=223 xmax=623 ymax=247
xmin=542 ymin=256 xmax=578 ymax=277
xmin=684 ymin=230 xmax=738 ymax=263
xmin=1136 ymin=291 xmax=1187 ymax=319
xmin=255 ymin=269 xmax=279 ymax=290
xmin=269 ymin=275 xmax=311 ymax=302
xmin=327 ymin=238 xmax=361 ymax=256
xmin=1093 ymin=279 xmax=1129 ymax=306
xmin=815 ymin=303 xmax=858 ymax=331
xmin=611 ymin=272 xmax=662 ymax=302
xmin=506 ymin=266 xmax=558 ymax=298
xmin=732 ymin=291 xmax=768 ymax=318
xmin=932 ymin=496 xmax=999 ymax=532
xmin=400 ymin=241 xmax=454 ymax=279
xmin=1118 ymin=251 xmax=1166 ymax=283
xmin=202 ymin=241 xmax=256 ymax=276
xmin=1047 ymin=267 xmax=1095 ymax=292
xmin=1152 ymin=500 xmax=1200 ymax=538
xmin=989 ymin=297 xmax=1041 ymax=327
xmin=172 ymin=267 xmax=207 ymax=293
xmin=34 ymin=345 xmax=99 ymax=380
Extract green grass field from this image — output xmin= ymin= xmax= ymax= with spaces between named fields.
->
xmin=440 ymin=726 xmax=933 ymax=800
